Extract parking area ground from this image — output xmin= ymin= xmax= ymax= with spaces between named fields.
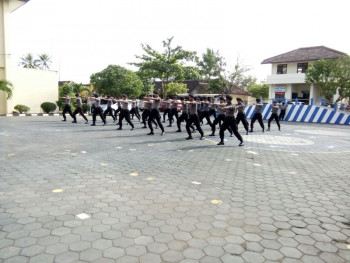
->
xmin=0 ymin=116 xmax=350 ymax=263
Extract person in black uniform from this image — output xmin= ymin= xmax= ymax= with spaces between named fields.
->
xmin=185 ymin=94 xmax=205 ymax=140
xmin=168 ymin=96 xmax=180 ymax=127
xmin=267 ymin=101 xmax=281 ymax=131
xmin=130 ymin=97 xmax=141 ymax=121
xmin=279 ymin=102 xmax=287 ymax=121
xmin=90 ymin=94 xmax=106 ymax=126
xmin=199 ymin=97 xmax=212 ymax=126
xmin=72 ymin=93 xmax=89 ymax=124
xmin=147 ymin=91 xmax=165 ymax=135
xmin=209 ymin=97 xmax=217 ymax=121
xmin=235 ymin=98 xmax=249 ymax=135
xmin=103 ymin=95 xmax=116 ymax=122
xmin=176 ymin=97 xmax=195 ymax=133
xmin=117 ymin=94 xmax=135 ymax=130
xmin=209 ymin=97 xmax=232 ymax=136
xmin=114 ymin=97 xmax=121 ymax=123
xmin=60 ymin=93 xmax=75 ymax=121
xmin=141 ymin=97 xmax=158 ymax=129
xmin=163 ymin=97 xmax=171 ymax=123
xmin=249 ymin=98 xmax=265 ymax=132
xmin=217 ymin=95 xmax=244 ymax=146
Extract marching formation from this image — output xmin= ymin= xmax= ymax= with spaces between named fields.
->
xmin=60 ymin=91 xmax=282 ymax=146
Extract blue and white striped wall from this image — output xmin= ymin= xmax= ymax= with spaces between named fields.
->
xmin=245 ymin=104 xmax=350 ymax=125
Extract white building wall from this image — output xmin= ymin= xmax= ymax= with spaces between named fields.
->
xmin=6 ymin=67 xmax=58 ymax=113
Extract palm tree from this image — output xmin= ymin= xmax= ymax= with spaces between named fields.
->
xmin=71 ymin=83 xmax=91 ymax=97
xmin=19 ymin=53 xmax=36 ymax=68
xmin=35 ymin=53 xmax=52 ymax=70
xmin=0 ymin=80 xmax=14 ymax=99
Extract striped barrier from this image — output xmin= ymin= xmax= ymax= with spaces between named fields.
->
xmin=245 ymin=104 xmax=350 ymax=125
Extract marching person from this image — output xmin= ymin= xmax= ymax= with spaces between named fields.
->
xmin=209 ymin=97 xmax=217 ymax=121
xmin=163 ymin=97 xmax=171 ymax=123
xmin=114 ymin=97 xmax=122 ymax=123
xmin=168 ymin=96 xmax=180 ymax=127
xmin=103 ymin=95 xmax=116 ymax=122
xmin=72 ymin=93 xmax=89 ymax=124
xmin=60 ymin=93 xmax=75 ymax=122
xmin=209 ymin=97 xmax=232 ymax=137
xmin=141 ymin=97 xmax=158 ymax=129
xmin=117 ymin=94 xmax=135 ymax=130
xmin=279 ymin=102 xmax=287 ymax=121
xmin=185 ymin=94 xmax=205 ymax=140
xmin=147 ymin=91 xmax=165 ymax=135
xmin=130 ymin=97 xmax=141 ymax=121
xmin=176 ymin=97 xmax=195 ymax=133
xmin=90 ymin=93 xmax=106 ymax=126
xmin=249 ymin=98 xmax=265 ymax=133
xmin=199 ymin=97 xmax=212 ymax=126
xmin=217 ymin=95 xmax=244 ymax=146
xmin=267 ymin=101 xmax=281 ymax=131
xmin=235 ymin=98 xmax=249 ymax=135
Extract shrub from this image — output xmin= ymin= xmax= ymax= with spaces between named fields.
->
xmin=14 ymin=104 xmax=30 ymax=114
xmin=82 ymin=103 xmax=90 ymax=113
xmin=41 ymin=102 xmax=57 ymax=113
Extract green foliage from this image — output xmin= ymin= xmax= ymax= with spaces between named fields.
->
xmin=41 ymin=102 xmax=57 ymax=113
xmin=14 ymin=104 xmax=30 ymax=113
xmin=131 ymin=37 xmax=196 ymax=98
xmin=197 ymin=48 xmax=226 ymax=81
xmin=181 ymin=66 xmax=201 ymax=80
xmin=0 ymin=79 xmax=14 ymax=99
xmin=247 ymin=82 xmax=269 ymax=99
xmin=228 ymin=58 xmax=256 ymax=88
xmin=165 ymin=82 xmax=188 ymax=96
xmin=335 ymin=56 xmax=350 ymax=102
xmin=59 ymin=83 xmax=73 ymax=97
xmin=208 ymin=77 xmax=227 ymax=94
xmin=90 ymin=65 xmax=143 ymax=97
xmin=305 ymin=59 xmax=339 ymax=101
xmin=34 ymin=53 xmax=52 ymax=70
xmin=82 ymin=103 xmax=90 ymax=113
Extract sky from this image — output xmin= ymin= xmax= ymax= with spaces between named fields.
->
xmin=10 ymin=0 xmax=350 ymax=84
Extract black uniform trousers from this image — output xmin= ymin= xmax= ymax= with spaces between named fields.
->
xmin=114 ymin=107 xmax=121 ymax=120
xmin=119 ymin=109 xmax=134 ymax=128
xmin=104 ymin=106 xmax=116 ymax=121
xmin=268 ymin=113 xmax=280 ymax=129
xmin=200 ymin=111 xmax=212 ymax=125
xmin=236 ymin=112 xmax=249 ymax=132
xmin=209 ymin=109 xmax=217 ymax=119
xmin=130 ymin=107 xmax=141 ymax=120
xmin=62 ymin=104 xmax=74 ymax=120
xmin=142 ymin=109 xmax=157 ymax=127
xmin=250 ymin=112 xmax=265 ymax=130
xmin=72 ymin=107 xmax=88 ymax=122
xmin=211 ymin=114 xmax=232 ymax=135
xmin=92 ymin=107 xmax=106 ymax=124
xmin=169 ymin=108 xmax=178 ymax=125
xmin=186 ymin=114 xmax=204 ymax=137
xmin=177 ymin=112 xmax=194 ymax=131
xmin=279 ymin=110 xmax=286 ymax=121
xmin=148 ymin=109 xmax=164 ymax=132
xmin=163 ymin=108 xmax=170 ymax=122
xmin=220 ymin=116 xmax=243 ymax=143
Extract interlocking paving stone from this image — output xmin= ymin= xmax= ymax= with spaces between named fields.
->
xmin=1 ymin=117 xmax=350 ymax=262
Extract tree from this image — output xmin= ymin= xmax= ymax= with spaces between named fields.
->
xmin=19 ymin=53 xmax=36 ymax=68
xmin=165 ymin=82 xmax=188 ymax=96
xmin=71 ymin=83 xmax=91 ymax=97
xmin=228 ymin=58 xmax=257 ymax=89
xmin=197 ymin=48 xmax=226 ymax=93
xmin=335 ymin=56 xmax=350 ymax=102
xmin=35 ymin=53 xmax=52 ymax=70
xmin=247 ymin=82 xmax=269 ymax=99
xmin=181 ymin=66 xmax=201 ymax=80
xmin=90 ymin=65 xmax=143 ymax=97
xmin=0 ymin=80 xmax=14 ymax=99
xmin=131 ymin=37 xmax=196 ymax=98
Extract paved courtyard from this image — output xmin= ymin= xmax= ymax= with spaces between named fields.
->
xmin=0 ymin=116 xmax=349 ymax=263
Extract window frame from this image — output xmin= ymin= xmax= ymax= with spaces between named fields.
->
xmin=297 ymin=63 xmax=308 ymax=73
xmin=277 ymin=64 xmax=287 ymax=74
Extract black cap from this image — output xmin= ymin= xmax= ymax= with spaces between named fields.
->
xmin=153 ymin=91 xmax=159 ymax=94
xmin=94 ymin=93 xmax=99 ymax=98
xmin=121 ymin=94 xmax=127 ymax=98
xmin=256 ymin=98 xmax=261 ymax=103
xmin=219 ymin=96 xmax=225 ymax=100
xmin=226 ymin=95 xmax=233 ymax=100
xmin=236 ymin=97 xmax=243 ymax=102
xmin=273 ymin=100 xmax=277 ymax=103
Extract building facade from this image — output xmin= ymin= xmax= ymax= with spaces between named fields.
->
xmin=261 ymin=46 xmax=347 ymax=104
xmin=0 ymin=0 xmax=58 ymax=114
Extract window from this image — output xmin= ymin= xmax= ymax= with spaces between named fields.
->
xmin=277 ymin=64 xmax=287 ymax=74
xmin=297 ymin=63 xmax=308 ymax=73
